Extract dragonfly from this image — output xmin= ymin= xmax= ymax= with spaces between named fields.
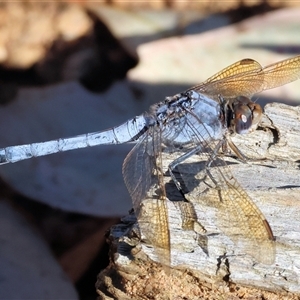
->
xmin=1 ymin=55 xmax=300 ymax=266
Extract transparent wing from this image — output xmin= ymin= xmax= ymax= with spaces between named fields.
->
xmin=122 ymin=128 xmax=171 ymax=267
xmin=122 ymin=133 xmax=154 ymax=216
xmin=207 ymin=159 xmax=275 ymax=264
xmin=165 ymin=111 xmax=275 ymax=264
xmin=191 ymin=55 xmax=300 ymax=98
xmin=260 ymin=55 xmax=300 ymax=91
xmin=191 ymin=58 xmax=264 ymax=98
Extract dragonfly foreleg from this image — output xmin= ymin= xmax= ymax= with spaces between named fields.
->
xmin=205 ymin=139 xmax=226 ymax=189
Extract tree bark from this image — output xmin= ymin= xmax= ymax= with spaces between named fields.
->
xmin=96 ymin=103 xmax=300 ymax=300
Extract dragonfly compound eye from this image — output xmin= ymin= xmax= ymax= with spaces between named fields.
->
xmin=234 ymin=102 xmax=253 ymax=134
xmin=248 ymin=102 xmax=263 ymax=129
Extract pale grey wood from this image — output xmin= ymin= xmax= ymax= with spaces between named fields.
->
xmin=97 ymin=103 xmax=300 ymax=299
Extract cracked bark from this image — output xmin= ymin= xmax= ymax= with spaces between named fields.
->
xmin=96 ymin=102 xmax=300 ymax=300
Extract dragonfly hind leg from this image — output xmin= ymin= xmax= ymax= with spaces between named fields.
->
xmin=168 ymin=141 xmax=225 ymax=195
xmin=168 ymin=145 xmax=207 ymax=233
xmin=168 ymin=145 xmax=203 ymax=197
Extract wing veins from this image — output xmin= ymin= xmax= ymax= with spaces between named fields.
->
xmin=173 ymin=110 xmax=275 ymax=263
xmin=190 ymin=55 xmax=300 ymax=98
xmin=122 ymin=127 xmax=171 ymax=266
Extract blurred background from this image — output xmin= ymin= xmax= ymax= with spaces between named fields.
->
xmin=0 ymin=1 xmax=299 ymax=299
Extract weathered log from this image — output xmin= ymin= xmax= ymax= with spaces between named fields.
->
xmin=96 ymin=103 xmax=300 ymax=300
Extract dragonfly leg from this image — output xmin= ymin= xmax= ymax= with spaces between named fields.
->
xmin=226 ymin=135 xmax=268 ymax=163
xmin=168 ymin=145 xmax=203 ymax=196
xmin=205 ymin=139 xmax=227 ymax=189
xmin=223 ymin=136 xmax=247 ymax=162
xmin=203 ymin=138 xmax=249 ymax=190
xmin=168 ymin=145 xmax=207 ymax=234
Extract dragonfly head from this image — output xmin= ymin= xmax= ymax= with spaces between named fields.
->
xmin=230 ymin=96 xmax=262 ymax=135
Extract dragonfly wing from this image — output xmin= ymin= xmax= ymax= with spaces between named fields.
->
xmin=208 ymin=161 xmax=275 ymax=264
xmin=122 ymin=133 xmax=154 ymax=217
xmin=122 ymin=127 xmax=171 ymax=267
xmin=192 ymin=55 xmax=300 ymax=99
xmin=260 ymin=54 xmax=300 ymax=91
xmin=192 ymin=58 xmax=264 ymax=98
xmin=203 ymin=59 xmax=262 ymax=83
xmin=168 ymin=111 xmax=275 ymax=264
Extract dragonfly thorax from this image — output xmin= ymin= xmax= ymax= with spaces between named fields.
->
xmin=154 ymin=90 xmax=224 ymax=145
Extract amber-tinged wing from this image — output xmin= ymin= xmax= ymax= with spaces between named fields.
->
xmin=122 ymin=127 xmax=171 ymax=267
xmin=166 ymin=110 xmax=275 ymax=264
xmin=209 ymin=160 xmax=275 ymax=264
xmin=190 ymin=58 xmax=264 ymax=98
xmin=182 ymin=155 xmax=276 ymax=264
xmin=260 ymin=55 xmax=300 ymax=91
xmin=191 ymin=55 xmax=300 ymax=98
